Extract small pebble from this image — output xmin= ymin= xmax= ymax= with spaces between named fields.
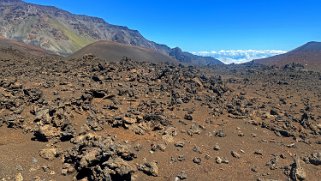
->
xmin=254 ymin=150 xmax=263 ymax=155
xmin=216 ymin=157 xmax=222 ymax=164
xmin=176 ymin=171 xmax=187 ymax=180
xmin=193 ymin=157 xmax=201 ymax=165
xmin=213 ymin=144 xmax=221 ymax=151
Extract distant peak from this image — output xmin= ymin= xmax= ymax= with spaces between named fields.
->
xmin=172 ymin=47 xmax=182 ymax=52
xmin=302 ymin=41 xmax=321 ymax=47
xmin=289 ymin=41 xmax=321 ymax=53
xmin=305 ymin=41 xmax=321 ymax=45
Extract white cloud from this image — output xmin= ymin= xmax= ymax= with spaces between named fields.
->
xmin=192 ymin=49 xmax=287 ymax=64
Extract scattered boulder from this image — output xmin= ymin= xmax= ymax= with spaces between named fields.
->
xmin=103 ymin=157 xmax=135 ymax=178
xmin=290 ymin=158 xmax=307 ymax=181
xmin=5 ymin=115 xmax=24 ymax=128
xmin=138 ymin=162 xmax=159 ymax=177
xmin=23 ymin=88 xmax=43 ymax=103
xmin=303 ymin=152 xmax=321 ymax=166
xmin=63 ymin=133 xmax=137 ymax=180
xmin=34 ymin=125 xmax=61 ymax=141
xmin=61 ymin=163 xmax=75 ymax=176
xmin=39 ymin=148 xmax=60 ymax=160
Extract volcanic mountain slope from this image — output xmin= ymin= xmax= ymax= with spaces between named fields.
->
xmin=69 ymin=41 xmax=177 ymax=64
xmin=0 ymin=0 xmax=222 ymax=65
xmin=253 ymin=41 xmax=321 ymax=71
xmin=0 ymin=37 xmax=57 ymax=59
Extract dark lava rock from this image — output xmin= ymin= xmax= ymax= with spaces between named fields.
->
xmin=193 ymin=157 xmax=202 ymax=165
xmin=254 ymin=150 xmax=264 ymax=156
xmin=177 ymin=171 xmax=187 ymax=180
xmin=187 ymin=124 xmax=202 ymax=136
xmin=270 ymin=108 xmax=279 ymax=116
xmin=23 ymin=88 xmax=43 ymax=103
xmin=86 ymin=115 xmax=104 ymax=131
xmin=231 ymin=151 xmax=241 ymax=159
xmin=92 ymin=75 xmax=102 ymax=82
xmin=274 ymin=129 xmax=293 ymax=137
xmin=138 ymin=162 xmax=159 ymax=177
xmin=143 ymin=114 xmax=170 ymax=127
xmin=177 ymin=155 xmax=186 ymax=162
xmin=90 ymin=89 xmax=107 ymax=98
xmin=215 ymin=130 xmax=226 ymax=137
xmin=33 ymin=107 xmax=75 ymax=142
xmin=174 ymin=141 xmax=185 ymax=148
xmin=184 ymin=114 xmax=193 ymax=120
xmin=64 ymin=133 xmax=136 ymax=180
xmin=5 ymin=115 xmax=24 ymax=128
xmin=151 ymin=143 xmax=166 ymax=152
xmin=192 ymin=146 xmax=202 ymax=154
xmin=304 ymin=152 xmax=321 ymax=166
xmin=290 ymin=158 xmax=307 ymax=181
xmin=103 ymin=157 xmax=135 ymax=179
xmin=213 ymin=144 xmax=221 ymax=151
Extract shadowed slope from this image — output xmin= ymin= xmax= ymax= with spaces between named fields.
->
xmin=68 ymin=41 xmax=177 ymax=64
xmin=0 ymin=37 xmax=57 ymax=59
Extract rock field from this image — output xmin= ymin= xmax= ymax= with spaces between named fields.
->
xmin=0 ymin=57 xmax=320 ymax=180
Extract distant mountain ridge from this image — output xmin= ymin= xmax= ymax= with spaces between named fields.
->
xmin=253 ymin=41 xmax=321 ymax=71
xmin=0 ymin=0 xmax=222 ymax=65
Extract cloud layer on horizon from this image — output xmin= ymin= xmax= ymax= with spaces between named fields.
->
xmin=193 ymin=50 xmax=287 ymax=64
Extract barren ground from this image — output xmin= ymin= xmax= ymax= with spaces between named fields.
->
xmin=0 ymin=57 xmax=320 ymax=181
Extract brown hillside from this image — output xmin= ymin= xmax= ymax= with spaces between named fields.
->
xmin=0 ymin=37 xmax=57 ymax=59
xmin=68 ymin=41 xmax=177 ymax=64
xmin=253 ymin=41 xmax=321 ymax=71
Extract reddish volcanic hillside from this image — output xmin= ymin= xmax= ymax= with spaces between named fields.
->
xmin=253 ymin=41 xmax=321 ymax=71
xmin=0 ymin=37 xmax=57 ymax=59
xmin=68 ymin=41 xmax=177 ymax=64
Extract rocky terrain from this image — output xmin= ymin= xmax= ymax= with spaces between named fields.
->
xmin=253 ymin=41 xmax=321 ymax=71
xmin=0 ymin=47 xmax=320 ymax=181
xmin=0 ymin=0 xmax=222 ymax=65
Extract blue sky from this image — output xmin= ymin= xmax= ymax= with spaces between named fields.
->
xmin=25 ymin=0 xmax=321 ymax=63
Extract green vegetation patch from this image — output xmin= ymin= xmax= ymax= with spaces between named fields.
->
xmin=48 ymin=18 xmax=94 ymax=52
